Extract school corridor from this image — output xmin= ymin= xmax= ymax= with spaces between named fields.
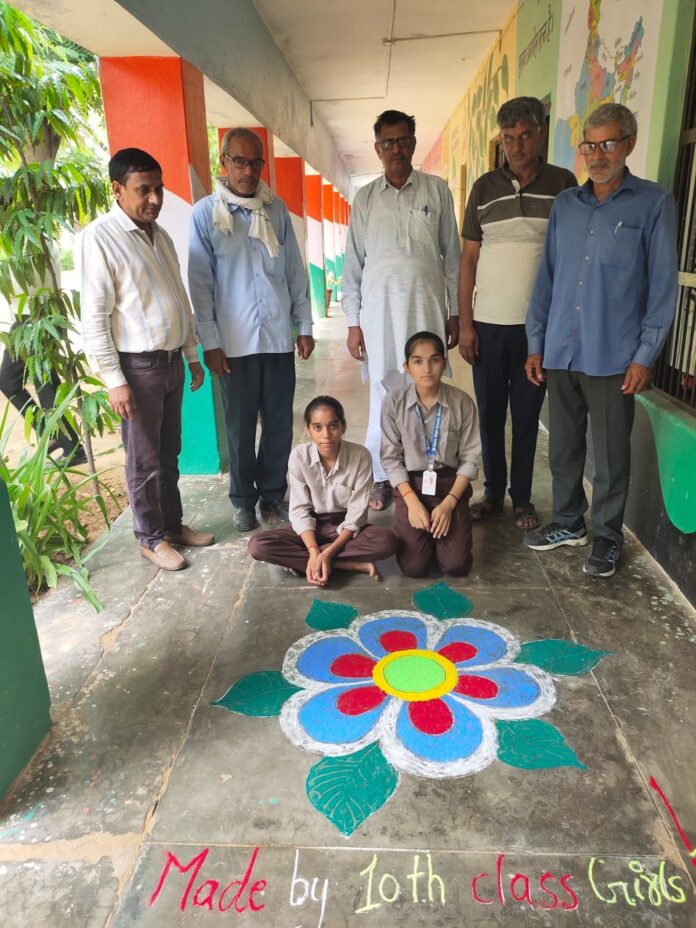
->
xmin=0 ymin=312 xmax=694 ymax=926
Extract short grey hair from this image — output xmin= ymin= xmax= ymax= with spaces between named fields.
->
xmin=220 ymin=127 xmax=264 ymax=159
xmin=497 ymin=96 xmax=546 ymax=130
xmin=583 ymin=103 xmax=637 ymax=138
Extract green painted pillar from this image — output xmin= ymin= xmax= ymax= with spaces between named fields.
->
xmin=0 ymin=480 xmax=51 ymax=798
xmin=180 ymin=346 xmax=229 ymax=475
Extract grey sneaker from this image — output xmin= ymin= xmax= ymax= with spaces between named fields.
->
xmin=233 ymin=506 xmax=258 ymax=532
xmin=583 ymin=537 xmax=620 ymax=577
xmin=524 ymin=520 xmax=588 ymax=550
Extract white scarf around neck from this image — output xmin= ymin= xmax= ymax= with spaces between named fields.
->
xmin=212 ymin=178 xmax=280 ymax=257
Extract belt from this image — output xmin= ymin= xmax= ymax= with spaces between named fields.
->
xmin=118 ymin=348 xmax=183 ymax=362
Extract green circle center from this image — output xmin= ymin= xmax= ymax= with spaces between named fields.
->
xmin=383 ymin=654 xmax=446 ymax=694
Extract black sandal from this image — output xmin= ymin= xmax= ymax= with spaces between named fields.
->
xmin=470 ymin=497 xmax=503 ymax=522
xmin=512 ymin=501 xmax=539 ymax=530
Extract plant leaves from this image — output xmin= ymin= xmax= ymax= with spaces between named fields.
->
xmin=305 ymin=599 xmax=359 ymax=630
xmin=306 ymin=743 xmax=399 ymax=836
xmin=514 ymin=639 xmax=610 ymax=676
xmin=412 ymin=581 xmax=473 ymax=620
xmin=211 ymin=671 xmax=302 ymax=717
xmin=496 ymin=719 xmax=587 ymax=770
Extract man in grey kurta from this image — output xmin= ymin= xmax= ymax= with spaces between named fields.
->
xmin=342 ymin=109 xmax=461 ymax=506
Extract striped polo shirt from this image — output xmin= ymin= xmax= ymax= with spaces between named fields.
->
xmin=462 ymin=161 xmax=577 ymax=325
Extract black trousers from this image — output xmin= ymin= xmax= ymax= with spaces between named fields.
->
xmin=472 ymin=321 xmax=545 ymax=503
xmin=218 ymin=352 xmax=295 ymax=508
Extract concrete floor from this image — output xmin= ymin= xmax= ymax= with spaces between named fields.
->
xmin=1 ymin=312 xmax=695 ymax=927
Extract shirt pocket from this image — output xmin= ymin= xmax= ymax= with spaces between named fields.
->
xmin=259 ymin=241 xmax=286 ymax=281
xmin=330 ymin=480 xmax=354 ymax=511
xmin=121 ymin=355 xmax=158 ymax=371
xmin=600 ymin=225 xmax=643 ymax=268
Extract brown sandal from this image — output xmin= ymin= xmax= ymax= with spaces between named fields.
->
xmin=470 ymin=497 xmax=503 ymax=521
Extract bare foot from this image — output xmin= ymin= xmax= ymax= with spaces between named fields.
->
xmin=336 ymin=560 xmax=382 ymax=581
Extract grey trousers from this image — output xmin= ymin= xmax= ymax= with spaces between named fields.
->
xmin=547 ymin=370 xmax=635 ymax=547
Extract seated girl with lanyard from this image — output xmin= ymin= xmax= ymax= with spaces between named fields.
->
xmin=248 ymin=396 xmax=396 ymax=586
xmin=380 ymin=331 xmax=481 ymax=577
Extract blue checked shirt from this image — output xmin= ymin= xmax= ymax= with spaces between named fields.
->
xmin=526 ymin=170 xmax=678 ymax=375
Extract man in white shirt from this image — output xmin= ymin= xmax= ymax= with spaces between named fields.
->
xmin=80 ymin=148 xmax=214 ymax=571
xmin=342 ymin=110 xmax=461 ymax=511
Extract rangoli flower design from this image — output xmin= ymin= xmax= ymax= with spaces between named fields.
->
xmin=213 ymin=583 xmax=609 ymax=836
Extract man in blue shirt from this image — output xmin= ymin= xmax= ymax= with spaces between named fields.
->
xmin=524 ymin=103 xmax=678 ymax=577
xmin=189 ymin=128 xmax=314 ymax=531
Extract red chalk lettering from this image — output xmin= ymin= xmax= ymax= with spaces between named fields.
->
xmin=425 ymin=852 xmax=445 ymax=905
xmin=510 ymin=873 xmax=535 ymax=907
xmin=538 ymin=871 xmax=559 ymax=910
xmin=406 ymin=854 xmax=425 ymax=902
xmin=218 ymin=846 xmax=263 ymax=913
xmin=471 ymin=873 xmax=494 ymax=904
xmin=496 ymin=853 xmax=506 ymax=905
xmin=249 ymin=880 xmax=267 ymax=912
xmin=193 ymin=880 xmax=219 ymax=910
xmin=559 ymin=874 xmax=579 ymax=911
xmin=149 ymin=847 xmax=209 ymax=911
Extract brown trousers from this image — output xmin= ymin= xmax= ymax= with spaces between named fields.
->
xmin=394 ymin=469 xmax=473 ymax=577
xmin=248 ymin=512 xmax=396 ymax=573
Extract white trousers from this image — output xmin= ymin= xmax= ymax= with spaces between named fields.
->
xmin=364 ymin=371 xmax=410 ymax=482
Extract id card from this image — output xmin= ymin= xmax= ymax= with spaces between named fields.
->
xmin=421 ymin=469 xmax=437 ymax=496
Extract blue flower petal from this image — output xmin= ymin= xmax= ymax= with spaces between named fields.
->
xmin=436 ymin=623 xmax=511 ymax=667
xmin=357 ymin=614 xmax=429 ymax=658
xmin=452 ymin=666 xmax=551 ymax=712
xmin=297 ymin=686 xmax=388 ymax=746
xmin=296 ymin=636 xmax=374 ymax=683
xmin=394 ymin=694 xmax=484 ymax=764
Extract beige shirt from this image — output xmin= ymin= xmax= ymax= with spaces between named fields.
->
xmin=380 ymin=381 xmax=480 ymax=488
xmin=288 ymin=439 xmax=373 ymax=537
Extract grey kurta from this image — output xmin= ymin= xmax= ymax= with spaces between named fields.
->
xmin=342 ymin=170 xmax=461 ymax=383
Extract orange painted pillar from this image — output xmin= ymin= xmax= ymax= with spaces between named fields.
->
xmin=305 ymin=173 xmax=325 ymax=318
xmin=275 ymin=157 xmax=307 ymax=269
xmin=99 ymin=56 xmax=225 ymax=475
xmin=217 ymin=126 xmax=276 ymax=192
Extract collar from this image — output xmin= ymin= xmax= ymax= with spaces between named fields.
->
xmin=309 ymin=440 xmax=346 ymax=475
xmin=406 ymin=381 xmax=449 ymax=410
xmin=575 ymin=167 xmax=638 ymax=204
xmin=110 ymin=202 xmax=160 ymax=236
xmin=500 ymin=158 xmax=544 ymax=188
xmin=379 ymin=169 xmax=417 ymax=193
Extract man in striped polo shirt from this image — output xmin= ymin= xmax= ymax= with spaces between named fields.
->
xmin=80 ymin=148 xmax=214 ymax=571
xmin=458 ymin=97 xmax=576 ymax=530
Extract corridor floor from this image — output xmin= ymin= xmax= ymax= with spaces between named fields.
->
xmin=1 ymin=313 xmax=694 ymax=927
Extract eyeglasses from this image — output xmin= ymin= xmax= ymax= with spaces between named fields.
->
xmin=223 ymin=155 xmax=265 ymax=171
xmin=578 ymin=136 xmax=631 ymax=155
xmin=377 ymin=136 xmax=414 ymax=152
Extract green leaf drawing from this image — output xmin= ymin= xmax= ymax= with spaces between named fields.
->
xmin=412 ymin=581 xmax=473 ymax=620
xmin=514 ymin=639 xmax=610 ymax=675
xmin=306 ymin=744 xmax=399 ymax=836
xmin=211 ymin=671 xmax=301 ymax=717
xmin=305 ymin=599 xmax=359 ymax=631
xmin=496 ymin=719 xmax=588 ymax=770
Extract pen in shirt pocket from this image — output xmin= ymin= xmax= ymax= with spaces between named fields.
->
xmin=614 ymin=220 xmax=623 ymax=235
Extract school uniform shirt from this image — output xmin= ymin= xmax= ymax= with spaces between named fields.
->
xmin=288 ymin=439 xmax=373 ymax=537
xmin=380 ymin=381 xmax=481 ymax=489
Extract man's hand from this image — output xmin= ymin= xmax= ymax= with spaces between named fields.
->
xmin=430 ymin=498 xmax=454 ymax=539
xmin=458 ymin=322 xmax=479 ymax=365
xmin=445 ymin=317 xmax=460 ymax=349
xmin=525 ymin=354 xmax=546 ymax=386
xmin=622 ymin=363 xmax=652 ymax=395
xmin=347 ymin=325 xmax=366 ymax=361
xmin=406 ymin=497 xmax=431 ymax=532
xmin=108 ymin=384 xmax=137 ymax=420
xmin=297 ymin=335 xmax=315 ymax=360
xmin=188 ymin=361 xmax=204 ymax=392
xmin=203 ymin=348 xmax=231 ymax=376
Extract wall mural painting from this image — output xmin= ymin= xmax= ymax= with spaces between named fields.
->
xmin=213 ymin=583 xmax=609 ymax=836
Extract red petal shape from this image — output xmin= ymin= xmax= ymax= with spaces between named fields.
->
xmin=408 ymin=699 xmax=454 ymax=735
xmin=330 ymin=653 xmax=377 ymax=678
xmin=379 ymin=630 xmax=418 ymax=652
xmin=455 ymin=674 xmax=499 ymax=699
xmin=438 ymin=641 xmax=478 ymax=663
xmin=337 ymin=686 xmax=387 ymax=716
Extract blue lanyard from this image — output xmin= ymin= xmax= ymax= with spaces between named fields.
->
xmin=414 ymin=402 xmax=442 ymax=466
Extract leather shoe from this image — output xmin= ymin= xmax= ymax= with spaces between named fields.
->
xmin=165 ymin=524 xmax=215 ymax=547
xmin=259 ymin=498 xmax=290 ymax=521
xmin=140 ymin=541 xmax=187 ymax=571
xmin=233 ymin=506 xmax=258 ymax=532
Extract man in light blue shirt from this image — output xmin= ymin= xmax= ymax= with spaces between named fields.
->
xmin=189 ymin=128 xmax=314 ymax=531
xmin=524 ymin=103 xmax=678 ymax=578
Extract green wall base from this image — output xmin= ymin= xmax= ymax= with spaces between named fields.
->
xmin=180 ymin=347 xmax=229 ymax=475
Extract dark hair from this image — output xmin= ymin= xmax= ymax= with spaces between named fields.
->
xmin=304 ymin=395 xmax=346 ymax=425
xmin=497 ymin=96 xmax=546 ymax=130
xmin=374 ymin=110 xmax=416 ymax=138
xmin=405 ymin=331 xmax=445 ymax=361
xmin=109 ymin=148 xmax=162 ymax=184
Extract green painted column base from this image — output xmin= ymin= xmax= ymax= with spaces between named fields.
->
xmin=180 ymin=346 xmax=229 ymax=475
xmin=309 ymin=262 xmax=327 ymax=319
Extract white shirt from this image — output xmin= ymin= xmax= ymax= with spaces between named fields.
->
xmin=78 ymin=204 xmax=198 ymax=388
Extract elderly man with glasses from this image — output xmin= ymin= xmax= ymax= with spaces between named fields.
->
xmin=524 ymin=103 xmax=678 ymax=577
xmin=188 ymin=128 xmax=314 ymax=532
xmin=342 ymin=109 xmax=461 ymax=511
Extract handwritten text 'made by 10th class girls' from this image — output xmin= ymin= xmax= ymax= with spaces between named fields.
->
xmin=148 ymin=846 xmax=690 ymax=926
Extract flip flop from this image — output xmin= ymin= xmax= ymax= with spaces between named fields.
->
xmin=470 ymin=497 xmax=503 ymax=522
xmin=513 ymin=501 xmax=539 ymax=531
